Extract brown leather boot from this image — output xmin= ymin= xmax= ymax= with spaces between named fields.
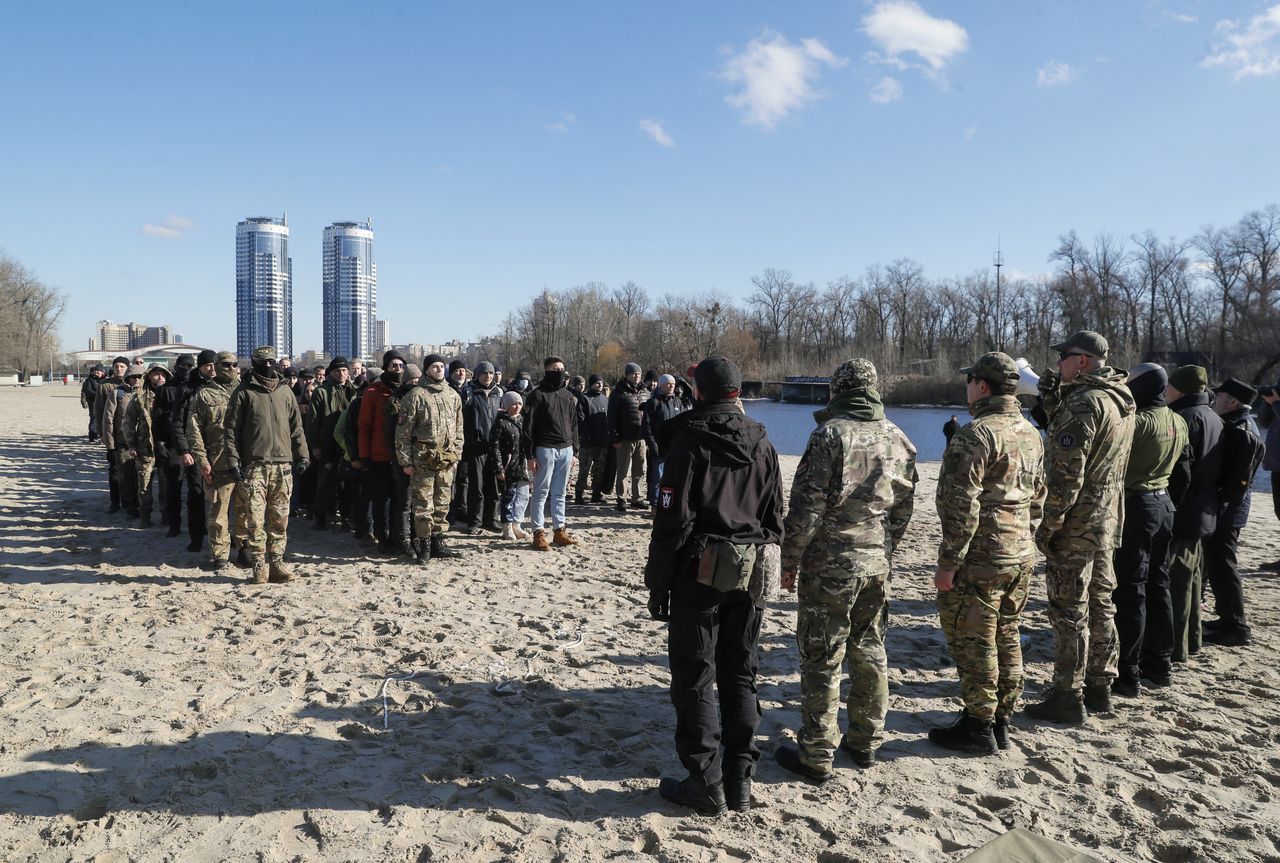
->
xmin=268 ymin=557 xmax=294 ymax=583
xmin=531 ymin=529 xmax=550 ymax=551
xmin=553 ymin=527 xmax=579 ymax=547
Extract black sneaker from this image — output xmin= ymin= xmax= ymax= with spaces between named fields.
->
xmin=658 ymin=776 xmax=727 ymax=816
xmin=774 ymin=743 xmax=832 ymax=784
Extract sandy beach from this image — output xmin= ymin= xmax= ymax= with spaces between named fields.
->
xmin=1 ymin=385 xmax=1278 ymax=863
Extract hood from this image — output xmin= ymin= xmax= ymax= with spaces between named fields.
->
xmin=1073 ymin=367 xmax=1136 ymax=418
xmin=815 ymin=387 xmax=884 ymax=423
xmin=684 ymin=402 xmax=763 ymax=467
xmin=145 ymin=363 xmax=172 ymax=390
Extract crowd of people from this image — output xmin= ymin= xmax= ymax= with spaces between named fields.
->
xmin=76 ymin=332 xmax=1270 ymax=817
xmin=79 ymin=348 xmax=694 ymax=581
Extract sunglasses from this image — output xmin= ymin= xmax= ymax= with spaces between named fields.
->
xmin=219 ymin=362 xmax=237 ymax=369
xmin=1057 ymin=351 xmax=1088 ymax=362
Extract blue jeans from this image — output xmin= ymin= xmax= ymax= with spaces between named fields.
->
xmin=503 ymin=481 xmax=530 ymax=524
xmin=531 ymin=445 xmax=573 ymax=530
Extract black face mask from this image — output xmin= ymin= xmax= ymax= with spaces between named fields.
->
xmin=383 ymin=370 xmax=403 ymax=387
xmin=252 ymin=360 xmax=275 ymax=377
xmin=543 ymin=370 xmax=565 ymax=388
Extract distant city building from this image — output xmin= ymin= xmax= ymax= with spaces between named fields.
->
xmin=236 ymin=215 xmax=293 ymax=360
xmin=91 ymin=321 xmax=181 ymax=352
xmin=300 ymin=349 xmax=331 ymax=369
xmin=375 ymin=319 xmax=390 ymax=354
xmin=322 ymin=221 xmax=377 ymax=361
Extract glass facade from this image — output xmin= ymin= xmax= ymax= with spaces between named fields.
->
xmin=322 ymin=221 xmax=377 ymax=361
xmin=236 ymin=217 xmax=292 ymax=360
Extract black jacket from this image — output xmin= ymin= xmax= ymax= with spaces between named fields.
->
xmin=642 ymin=391 xmax=687 ymax=454
xmin=521 ymin=379 xmax=579 ymax=458
xmin=463 ymin=383 xmax=503 ymax=458
xmin=490 ymin=412 xmax=529 ymax=484
xmin=166 ymin=370 xmax=206 ymax=455
xmin=1170 ymin=392 xmax=1224 ymax=540
xmin=576 ymin=390 xmax=610 ymax=447
xmin=1218 ymin=406 xmax=1264 ymax=530
xmin=607 ymin=381 xmax=646 ymax=442
xmin=644 ymin=401 xmax=784 ymax=593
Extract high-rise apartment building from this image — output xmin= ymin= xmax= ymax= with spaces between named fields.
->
xmin=322 ymin=221 xmax=377 ymax=361
xmin=236 ymin=215 xmax=293 ymax=359
xmin=92 ymin=321 xmax=181 ymax=351
xmin=375 ymin=319 xmax=389 ymax=353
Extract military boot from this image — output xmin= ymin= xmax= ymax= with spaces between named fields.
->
xmin=723 ymin=771 xmax=752 ymax=812
xmin=1024 ymin=688 xmax=1087 ymax=725
xmin=235 ymin=545 xmax=252 ymax=568
xmin=774 ymin=743 xmax=832 ymax=784
xmin=250 ymin=556 xmax=270 ymax=584
xmin=657 ymin=776 xmax=727 ymax=816
xmin=413 ymin=537 xmax=430 ymax=566
xmin=993 ymin=715 xmax=1010 ymax=751
xmin=1083 ymin=683 xmax=1112 ymax=714
xmin=928 ymin=711 xmax=998 ymax=755
xmin=430 ymin=535 xmax=462 ymax=559
xmin=268 ymin=557 xmax=294 ymax=583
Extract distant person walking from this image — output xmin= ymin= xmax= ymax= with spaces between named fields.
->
xmin=943 ymin=415 xmax=960 ymax=446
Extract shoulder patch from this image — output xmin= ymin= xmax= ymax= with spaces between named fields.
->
xmin=1057 ymin=432 xmax=1076 ymax=448
xmin=658 ymin=486 xmax=675 ymax=510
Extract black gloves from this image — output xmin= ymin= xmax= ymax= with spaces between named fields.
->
xmin=294 ymin=458 xmax=310 ymax=476
xmin=647 ymin=589 xmax=671 ymax=622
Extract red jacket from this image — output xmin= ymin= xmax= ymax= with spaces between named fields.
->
xmin=358 ymin=380 xmax=395 ymax=462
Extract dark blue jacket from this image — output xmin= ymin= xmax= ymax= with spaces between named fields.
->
xmin=576 ymin=390 xmax=610 ymax=447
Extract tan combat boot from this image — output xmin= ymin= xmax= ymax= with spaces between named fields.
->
xmin=531 ymin=529 xmax=550 ymax=551
xmin=553 ymin=527 xmax=579 ymax=547
xmin=250 ymin=556 xmax=270 ymax=584
xmin=268 ymin=557 xmax=294 ymax=583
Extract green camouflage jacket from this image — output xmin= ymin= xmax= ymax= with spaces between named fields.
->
xmin=935 ymin=394 xmax=1045 ymax=571
xmin=395 ymin=379 xmax=464 ymax=470
xmin=1036 ymin=367 xmax=1136 ymax=550
xmin=782 ymin=391 xmax=918 ymax=579
xmin=186 ymin=378 xmax=236 ymax=475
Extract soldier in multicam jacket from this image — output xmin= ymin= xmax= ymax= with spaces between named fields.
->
xmin=395 ymin=354 xmax=465 ymax=565
xmin=1026 ymin=330 xmax=1136 ymax=725
xmin=774 ymin=358 xmax=917 ymax=784
xmin=187 ymin=351 xmax=249 ymax=573
xmin=930 ymin=352 xmax=1045 ymax=755
xmin=124 ymin=363 xmax=173 ymax=528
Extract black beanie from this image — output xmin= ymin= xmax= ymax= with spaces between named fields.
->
xmin=644 ymin=369 xmax=659 ymax=383
xmin=382 ymin=349 xmax=404 ymax=367
xmin=112 ymin=355 xmax=129 ymax=367
xmin=1127 ymin=363 xmax=1168 ymax=409
xmin=423 ymin=353 xmax=446 ymax=368
xmin=448 ymin=359 xmax=466 ymax=374
xmin=694 ymin=356 xmax=742 ymax=399
xmin=588 ymin=373 xmax=602 ymax=385
xmin=328 ymin=356 xmax=350 ymax=372
xmin=196 ymin=349 xmax=217 ymax=366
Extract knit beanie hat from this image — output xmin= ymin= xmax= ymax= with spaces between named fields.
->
xmin=693 ymin=356 xmax=741 ymax=399
xmin=1169 ymin=365 xmax=1208 ymax=394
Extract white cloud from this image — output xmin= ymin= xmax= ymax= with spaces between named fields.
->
xmin=720 ymin=32 xmax=846 ymax=130
xmin=963 ymin=124 xmax=978 ymax=140
xmin=1202 ymin=4 xmax=1280 ymax=79
xmin=545 ymin=111 xmax=576 ymax=132
xmin=869 ymin=76 xmax=903 ymax=103
xmin=1036 ymin=60 xmax=1078 ymax=87
xmin=141 ymin=214 xmax=194 ymax=239
xmin=1167 ymin=12 xmax=1198 ymax=25
xmin=639 ymin=118 xmax=676 ymax=148
xmin=863 ymin=1 xmax=968 ymax=74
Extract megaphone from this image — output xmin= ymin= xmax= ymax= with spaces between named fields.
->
xmin=1014 ymin=357 xmax=1040 ymax=397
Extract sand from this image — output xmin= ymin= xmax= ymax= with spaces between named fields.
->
xmin=1 ymin=385 xmax=1278 ymax=863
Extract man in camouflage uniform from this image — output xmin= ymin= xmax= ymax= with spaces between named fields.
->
xmin=395 ymin=353 xmax=465 ymax=565
xmin=931 ymin=353 xmax=1045 ymax=754
xmin=187 ymin=351 xmax=250 ymax=573
xmin=97 ymin=356 xmax=131 ymax=513
xmin=1027 ymin=331 xmax=1135 ymax=724
xmin=106 ymin=364 xmax=144 ymax=518
xmin=775 ymin=358 xmax=917 ymax=783
xmin=224 ymin=346 xmax=309 ymax=584
xmin=124 ymin=364 xmax=173 ymax=528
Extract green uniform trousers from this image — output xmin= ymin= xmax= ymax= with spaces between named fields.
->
xmin=243 ymin=463 xmax=292 ymax=559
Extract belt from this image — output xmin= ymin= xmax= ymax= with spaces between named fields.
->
xmin=1126 ymin=489 xmax=1168 ymax=498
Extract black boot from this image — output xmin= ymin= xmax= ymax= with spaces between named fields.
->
xmin=774 ymin=743 xmax=832 ymax=784
xmin=1083 ymin=683 xmax=1113 ymax=714
xmin=723 ymin=774 xmax=752 ymax=812
xmin=928 ymin=711 xmax=998 ymax=755
xmin=658 ymin=776 xmax=727 ymax=816
xmin=166 ymin=525 xmax=181 ymax=538
xmin=235 ymin=546 xmax=252 ymax=568
xmin=413 ymin=537 xmax=430 ymax=565
xmin=1024 ymin=688 xmax=1087 ymax=725
xmin=1112 ymin=677 xmax=1141 ymax=698
xmin=186 ymin=536 xmax=203 ymax=553
xmin=430 ymin=534 xmax=463 ymax=559
xmin=993 ymin=715 xmax=1010 ymax=751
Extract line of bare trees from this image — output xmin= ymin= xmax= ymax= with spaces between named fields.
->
xmin=0 ymin=254 xmax=66 ymax=379
xmin=474 ymin=204 xmax=1280 ymax=403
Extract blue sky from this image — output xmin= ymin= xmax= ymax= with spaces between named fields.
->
xmin=3 ymin=1 xmax=1279 ymax=353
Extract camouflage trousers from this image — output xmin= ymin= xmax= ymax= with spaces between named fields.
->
xmin=410 ymin=465 xmax=455 ymax=537
xmin=1045 ymin=538 xmax=1119 ymax=691
xmin=243 ymin=463 xmax=292 ymax=559
xmin=206 ymin=474 xmax=249 ymax=562
xmin=1168 ymin=538 xmax=1202 ymax=662
xmin=937 ymin=561 xmax=1032 ymax=721
xmin=796 ymin=573 xmax=888 ymax=769
xmin=135 ymin=456 xmax=157 ymax=516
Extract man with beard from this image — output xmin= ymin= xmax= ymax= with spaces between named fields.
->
xmin=124 ymin=364 xmax=174 ymax=528
xmin=395 ymin=354 xmax=465 ymax=564
xmin=461 ymin=360 xmax=503 ymax=534
xmin=188 ymin=352 xmax=249 ymax=573
xmin=358 ymin=350 xmax=407 ymax=553
xmin=96 ymin=356 xmax=131 ymax=512
xmin=224 ymin=347 xmax=309 ymax=584
xmin=646 ymin=356 xmax=784 ymax=814
xmin=309 ymin=356 xmax=355 ymax=529
xmin=522 ymin=356 xmax=581 ymax=550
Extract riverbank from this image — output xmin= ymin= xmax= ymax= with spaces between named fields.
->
xmin=1 ymin=387 xmax=1278 ymax=862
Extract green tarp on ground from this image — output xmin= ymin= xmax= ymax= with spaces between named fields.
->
xmin=960 ymin=827 xmax=1108 ymax=862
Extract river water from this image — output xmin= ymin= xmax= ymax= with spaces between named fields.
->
xmin=743 ymin=400 xmax=960 ymax=461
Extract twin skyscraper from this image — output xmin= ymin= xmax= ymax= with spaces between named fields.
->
xmin=235 ymin=215 xmax=377 ymax=362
